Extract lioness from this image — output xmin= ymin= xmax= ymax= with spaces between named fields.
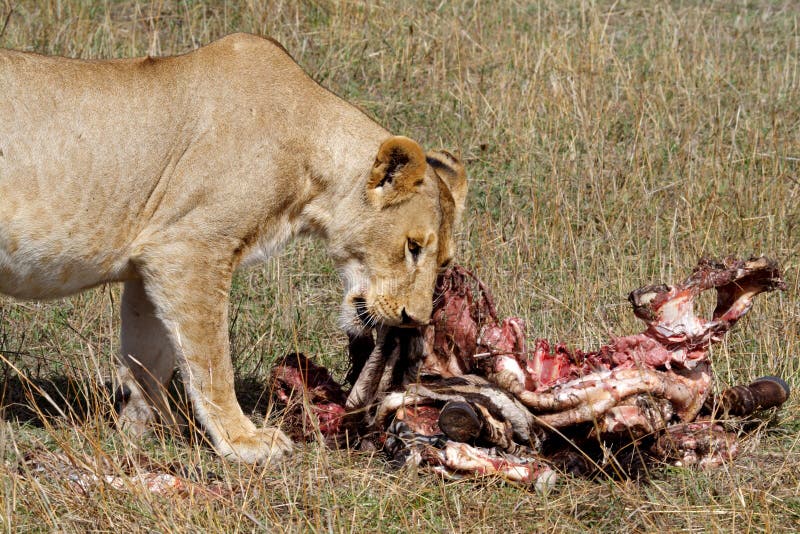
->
xmin=0 ymin=33 xmax=466 ymax=464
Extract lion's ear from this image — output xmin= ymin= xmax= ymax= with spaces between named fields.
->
xmin=426 ymin=150 xmax=467 ymax=225
xmin=367 ymin=136 xmax=427 ymax=208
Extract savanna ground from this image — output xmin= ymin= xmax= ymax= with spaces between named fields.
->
xmin=1 ymin=0 xmax=799 ymax=531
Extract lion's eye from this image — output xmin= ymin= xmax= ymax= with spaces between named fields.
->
xmin=407 ymin=239 xmax=422 ymax=259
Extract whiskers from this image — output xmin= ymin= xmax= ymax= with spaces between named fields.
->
xmin=340 ymin=297 xmax=382 ymax=334
xmin=361 ymin=312 xmax=380 ymax=329
xmin=355 ymin=297 xmax=381 ymax=329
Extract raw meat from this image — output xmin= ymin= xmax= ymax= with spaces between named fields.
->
xmin=270 ymin=257 xmax=788 ymax=485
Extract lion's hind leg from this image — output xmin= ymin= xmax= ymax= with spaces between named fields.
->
xmin=117 ymin=279 xmax=184 ymax=438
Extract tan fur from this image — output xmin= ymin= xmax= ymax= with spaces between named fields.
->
xmin=0 ymin=34 xmax=467 ymax=464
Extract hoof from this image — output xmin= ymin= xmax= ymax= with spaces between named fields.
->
xmin=718 ymin=375 xmax=790 ymax=416
xmin=438 ymin=401 xmax=483 ymax=442
xmin=751 ymin=375 xmax=790 ymax=399
xmin=749 ymin=375 xmax=791 ymax=408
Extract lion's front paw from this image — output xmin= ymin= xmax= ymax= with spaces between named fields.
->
xmin=220 ymin=426 xmax=294 ymax=465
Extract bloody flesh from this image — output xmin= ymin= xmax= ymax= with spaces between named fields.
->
xmin=270 ymin=257 xmax=788 ymax=484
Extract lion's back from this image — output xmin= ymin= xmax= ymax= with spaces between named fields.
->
xmin=0 ymin=34 xmax=378 ymax=300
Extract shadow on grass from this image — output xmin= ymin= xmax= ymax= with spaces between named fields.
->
xmin=0 ymin=372 xmax=276 ymax=429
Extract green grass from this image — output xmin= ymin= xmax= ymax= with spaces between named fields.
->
xmin=2 ymin=0 xmax=799 ymax=531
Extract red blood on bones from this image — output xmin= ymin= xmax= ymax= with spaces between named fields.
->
xmin=437 ymin=441 xmax=557 ymax=489
xmin=370 ymin=257 xmax=783 ymax=478
xmin=420 ymin=266 xmax=497 ymax=377
xmin=385 ymin=405 xmax=556 ymax=489
xmin=651 ymin=420 xmax=740 ymax=468
xmin=395 ymin=404 xmax=442 ymax=436
xmin=269 ymin=257 xmax=785 ymax=482
xmin=428 ymin=258 xmax=784 ymax=431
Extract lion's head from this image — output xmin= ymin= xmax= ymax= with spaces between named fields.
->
xmin=332 ymin=136 xmax=467 ymax=334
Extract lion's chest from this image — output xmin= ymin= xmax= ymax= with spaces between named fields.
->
xmin=238 ymin=217 xmax=299 ymax=269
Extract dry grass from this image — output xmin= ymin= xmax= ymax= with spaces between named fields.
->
xmin=2 ymin=0 xmax=800 ymax=531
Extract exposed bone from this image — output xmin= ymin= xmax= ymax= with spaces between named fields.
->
xmin=384 ymin=416 xmax=555 ymax=489
xmin=423 ymin=257 xmax=784 ymax=429
xmin=595 ymin=395 xmax=674 ymax=437
xmin=651 ymin=421 xmax=740 ymax=468
xmin=346 ymin=328 xmax=392 ymax=410
xmin=269 ymin=257 xmax=787 ymax=483
xmin=20 ymin=448 xmax=231 ymax=499
xmin=628 ymin=257 xmax=785 ymax=356
xmin=373 ymin=376 xmax=540 ymax=446
xmin=525 ymin=366 xmax=699 ymax=426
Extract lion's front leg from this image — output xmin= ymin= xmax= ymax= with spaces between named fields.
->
xmin=134 ymin=247 xmax=292 ymax=464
